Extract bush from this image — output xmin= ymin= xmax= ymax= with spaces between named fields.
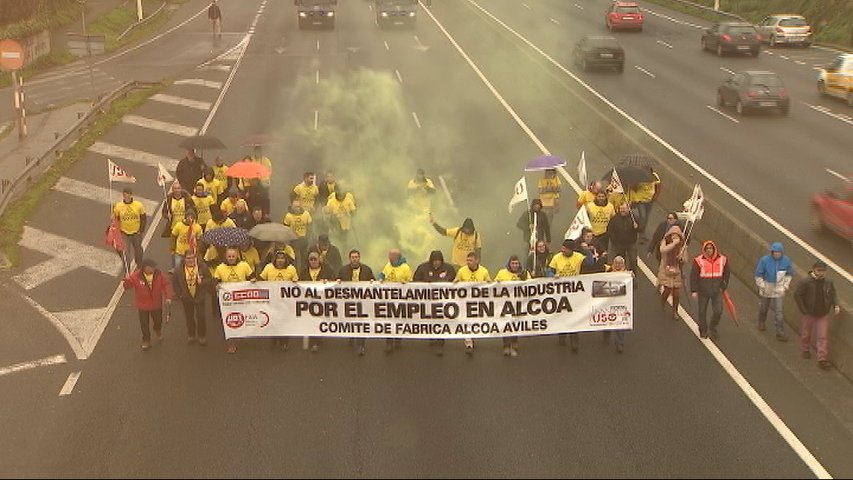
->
xmin=0 ymin=0 xmax=81 ymax=40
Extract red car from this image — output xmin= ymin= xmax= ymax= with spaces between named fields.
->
xmin=811 ymin=177 xmax=853 ymax=245
xmin=606 ymin=1 xmax=644 ymax=32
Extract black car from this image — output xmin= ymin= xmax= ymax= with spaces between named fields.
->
xmin=701 ymin=22 xmax=761 ymax=57
xmin=716 ymin=71 xmax=790 ymax=116
xmin=573 ymin=35 xmax=625 ymax=72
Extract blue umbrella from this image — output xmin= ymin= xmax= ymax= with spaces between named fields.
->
xmin=202 ymin=227 xmax=250 ymax=248
xmin=524 ymin=155 xmax=566 ymax=172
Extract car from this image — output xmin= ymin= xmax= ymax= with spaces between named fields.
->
xmin=296 ymin=0 xmax=337 ymax=29
xmin=701 ymin=22 xmax=761 ymax=57
xmin=817 ymin=53 xmax=853 ymax=107
xmin=756 ymin=14 xmax=812 ymax=47
xmin=605 ymin=1 xmax=644 ymax=32
xmin=716 ymin=71 xmax=790 ymax=116
xmin=811 ymin=176 xmax=853 ymax=245
xmin=573 ymin=35 xmax=625 ymax=72
xmin=375 ymin=0 xmax=417 ymax=29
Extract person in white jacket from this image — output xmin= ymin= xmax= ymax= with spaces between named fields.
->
xmin=754 ymin=242 xmax=793 ymax=342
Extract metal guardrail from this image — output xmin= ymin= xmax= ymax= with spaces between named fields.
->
xmin=0 ymin=81 xmax=158 ymax=219
xmin=117 ymin=2 xmax=168 ymax=41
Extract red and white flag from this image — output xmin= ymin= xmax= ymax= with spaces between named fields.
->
xmin=683 ymin=184 xmax=705 ymax=222
xmin=156 ymin=162 xmax=173 ymax=188
xmin=606 ymin=168 xmax=624 ymax=194
xmin=564 ymin=206 xmax=592 ymax=240
xmin=108 ymin=159 xmax=136 ymax=183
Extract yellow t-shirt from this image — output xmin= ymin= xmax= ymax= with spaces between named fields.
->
xmin=213 ymin=262 xmax=254 ymax=283
xmin=351 ymin=267 xmax=361 ymax=282
xmin=283 ymin=210 xmax=312 ymax=238
xmin=325 ymin=193 xmax=356 ymax=231
xmin=630 ymin=172 xmax=660 ymax=204
xmin=407 ymin=178 xmax=435 ymax=213
xmin=113 ymin=200 xmax=145 ymax=235
xmin=191 ymin=195 xmax=215 ymax=226
xmin=494 ymin=268 xmax=529 ymax=281
xmin=240 ymin=247 xmax=261 ymax=271
xmin=454 ymin=265 xmax=491 ymax=282
xmin=576 ymin=190 xmax=596 ymax=209
xmin=251 ymin=155 xmax=273 ymax=182
xmin=538 ymin=176 xmax=562 ymax=208
xmin=549 ymin=252 xmax=586 ymax=277
xmin=585 ymin=202 xmax=616 ymax=236
xmin=184 ymin=266 xmax=199 ymax=297
xmin=199 ymin=178 xmax=225 ymax=199
xmin=169 ymin=196 xmax=189 ymax=229
xmin=608 ymin=192 xmax=629 ymax=209
xmin=381 ymin=263 xmax=413 ymax=282
xmin=205 ymin=217 xmax=236 ymax=232
xmin=445 ymin=228 xmax=482 ymax=267
xmin=259 ymin=264 xmax=298 ymax=281
xmin=219 ymin=198 xmax=247 ymax=216
xmin=293 ymin=183 xmax=319 ymax=211
xmin=171 ymin=222 xmax=203 ymax=256
xmin=212 ymin=165 xmax=229 ymax=185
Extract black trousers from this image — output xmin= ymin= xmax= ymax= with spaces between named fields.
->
xmin=182 ymin=299 xmax=207 ymax=338
xmin=138 ymin=309 xmax=163 ymax=342
xmin=123 ymin=232 xmax=144 ymax=270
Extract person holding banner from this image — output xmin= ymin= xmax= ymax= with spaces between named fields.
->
xmin=214 ymin=248 xmax=256 ymax=354
xmin=430 ymin=216 xmax=482 ymax=268
xmin=113 ymin=187 xmax=146 ymax=271
xmin=538 ymin=169 xmax=562 ymax=223
xmin=584 ymin=191 xmax=616 ymax=255
xmin=527 ymin=240 xmax=553 ymax=278
xmin=454 ymin=252 xmax=491 ymax=355
xmin=690 ymin=240 xmax=731 ymax=340
xmin=517 ymin=198 xmax=551 ymax=250
xmin=495 ymin=255 xmax=531 ymax=357
xmin=602 ymin=256 xmax=631 ymax=353
xmin=122 ymin=258 xmax=172 ymax=352
xmin=259 ymin=250 xmax=299 ymax=352
xmin=378 ymin=249 xmax=414 ymax=353
xmin=549 ymin=239 xmax=586 ymax=352
xmin=299 ymin=251 xmax=336 ymax=352
xmin=337 ymin=250 xmax=375 ymax=356
xmin=413 ymin=250 xmax=456 ymax=356
xmin=174 ymin=251 xmax=213 ymax=346
xmin=657 ymin=225 xmax=686 ymax=320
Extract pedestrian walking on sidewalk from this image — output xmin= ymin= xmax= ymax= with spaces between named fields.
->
xmin=122 ymin=259 xmax=173 ymax=351
xmin=794 ymin=261 xmax=841 ymax=370
xmin=174 ymin=251 xmax=213 ymax=346
xmin=754 ymin=242 xmax=793 ymax=341
xmin=208 ymin=0 xmax=223 ymax=38
xmin=113 ymin=187 xmax=146 ymax=271
xmin=690 ymin=240 xmax=730 ymax=340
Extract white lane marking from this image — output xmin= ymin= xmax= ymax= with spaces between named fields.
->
xmin=795 ymin=60 xmax=806 ymax=65
xmin=54 ymin=178 xmax=159 ymax=213
xmin=643 ymin=8 xmax=704 ymax=29
xmin=826 ymin=168 xmax=849 ymax=182
xmin=317 ymin=40 xmax=321 ymax=51
xmin=316 ymin=70 xmax=320 ymax=84
xmin=521 ymin=2 xmax=530 ymax=10
xmin=574 ymin=3 xmax=584 ymax=10
xmin=0 ymin=355 xmax=66 ymax=377
xmin=550 ymin=18 xmax=560 ymax=25
xmin=412 ymin=111 xmax=422 ymax=129
xmin=707 ymin=105 xmax=740 ymax=123
xmin=634 ymin=65 xmax=656 ymax=78
xmin=13 ymin=227 xmax=123 ymax=290
xmin=200 ymin=34 xmax=251 ymax=135
xmin=89 ymin=142 xmax=178 ymax=171
xmin=720 ymin=66 xmax=735 ymax=75
xmin=384 ymin=40 xmax=390 ymax=51
xmin=804 ymin=103 xmax=853 ymax=126
xmin=779 ymin=55 xmax=790 ymax=60
xmin=174 ymin=79 xmax=223 ymax=89
xmin=59 ymin=371 xmax=82 ymax=396
xmin=123 ymin=114 xmax=198 ymax=137
xmin=395 ymin=69 xmax=403 ymax=83
xmin=25 ymin=67 xmax=90 ymax=86
xmin=150 ymin=93 xmax=212 ymax=111
xmin=656 ymin=40 xmax=674 ymax=49
xmin=314 ymin=110 xmax=319 ymax=130
xmin=201 ymin=64 xmax=231 ymax=72
xmin=25 ymin=68 xmax=110 ymax=87
xmin=427 ymin=3 xmax=838 ymax=476
xmin=3 ymin=281 xmax=87 ymax=360
xmin=438 ymin=175 xmax=456 ymax=208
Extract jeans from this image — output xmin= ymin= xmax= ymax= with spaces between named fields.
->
xmin=632 ymin=202 xmax=652 ymax=235
xmin=602 ymin=330 xmax=626 ymax=347
xmin=122 ymin=232 xmax=144 ymax=271
xmin=801 ymin=314 xmax=829 ymax=361
xmin=138 ymin=309 xmax=163 ymax=342
xmin=182 ymin=299 xmax=206 ymax=338
xmin=758 ymin=296 xmax=785 ymax=334
xmin=610 ymin=242 xmax=638 ymax=271
xmin=697 ymin=293 xmax=723 ymax=335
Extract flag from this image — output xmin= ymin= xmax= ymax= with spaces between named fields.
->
xmin=108 ymin=159 xmax=136 ymax=183
xmin=578 ymin=151 xmax=588 ymax=188
xmin=529 ymin=212 xmax=538 ymax=251
xmin=722 ymin=291 xmax=740 ymax=326
xmin=156 ymin=162 xmax=173 ymax=188
xmin=508 ymin=177 xmax=528 ymax=213
xmin=606 ymin=168 xmax=624 ymax=194
xmin=683 ymin=184 xmax=705 ymax=222
xmin=104 ymin=217 xmax=125 ymax=253
xmin=564 ymin=206 xmax=592 ymax=240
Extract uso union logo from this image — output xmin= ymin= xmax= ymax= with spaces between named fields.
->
xmin=225 ymin=312 xmax=245 ymax=328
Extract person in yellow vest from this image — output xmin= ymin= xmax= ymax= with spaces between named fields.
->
xmin=212 ymin=157 xmax=231 ymax=193
xmin=283 ymin=199 xmax=312 ymax=270
xmin=199 ymin=167 xmax=225 ymax=203
xmin=376 ymin=248 xmax=413 ymax=353
xmin=258 ymin=249 xmax=299 ymax=352
xmin=219 ymin=189 xmax=246 ymax=217
xmin=324 ymin=188 xmax=357 ymax=246
xmin=292 ymin=172 xmax=319 ymax=212
xmin=174 ymin=251 xmax=213 ymax=346
xmin=538 ymin=168 xmax=562 ymax=222
xmin=576 ymin=181 xmax=603 ymax=209
xmin=114 ymin=187 xmax=147 ymax=270
xmin=171 ymin=209 xmax=202 ymax=272
xmin=494 ymin=254 xmax=530 ymax=358
xmin=239 ymin=241 xmax=261 ymax=273
xmin=430 ymin=216 xmax=482 ymax=268
xmin=585 ymin=190 xmax=616 ymax=254
xmin=213 ymin=247 xmax=256 ymax=354
xmin=549 ymin=239 xmax=587 ymax=352
xmin=163 ymin=182 xmax=192 ymax=258
xmin=628 ymin=168 xmax=661 ymax=242
xmin=454 ymin=251 xmax=491 ymax=355
xmin=250 ymin=146 xmax=272 ymax=188
xmin=407 ymin=168 xmax=436 ymax=214
xmin=191 ymin=182 xmax=216 ymax=230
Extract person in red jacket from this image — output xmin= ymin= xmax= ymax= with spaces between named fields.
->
xmin=122 ymin=258 xmax=173 ymax=351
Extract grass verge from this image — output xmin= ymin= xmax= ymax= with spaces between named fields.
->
xmin=0 ymin=82 xmax=166 ymax=267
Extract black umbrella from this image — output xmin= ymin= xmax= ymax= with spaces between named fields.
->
xmin=179 ymin=134 xmax=227 ymax=151
xmin=617 ymin=154 xmax=656 ymax=169
xmin=202 ymin=227 xmax=250 ymax=248
xmin=600 ymin=165 xmax=655 ymax=187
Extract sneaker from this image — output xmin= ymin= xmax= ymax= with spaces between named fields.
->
xmin=394 ymin=339 xmax=402 ymax=350
xmin=802 ymin=351 xmax=811 ymax=359
xmin=818 ymin=360 xmax=831 ymax=370
xmin=310 ymin=344 xmax=320 ymax=353
xmin=510 ymin=347 xmax=519 ymax=357
xmin=465 ymin=345 xmax=474 ymax=355
xmin=558 ymin=335 xmax=567 ymax=346
xmin=758 ymin=322 xmax=766 ymax=332
xmin=198 ymin=337 xmax=207 ymax=346
xmin=155 ymin=330 xmax=164 ymax=343
xmin=226 ymin=344 xmax=237 ymax=354
xmin=699 ymin=331 xmax=709 ymax=339
xmin=358 ymin=346 xmax=366 ymax=356
xmin=616 ymin=344 xmax=624 ymax=354
xmin=775 ymin=333 xmax=789 ymax=342
xmin=141 ymin=341 xmax=151 ymax=351
xmin=435 ymin=347 xmax=444 ymax=357
xmin=709 ymin=330 xmax=720 ymax=341
xmin=187 ymin=335 xmax=196 ymax=344
xmin=571 ymin=345 xmax=579 ymax=354
xmin=503 ymin=346 xmax=511 ymax=356
xmin=384 ymin=342 xmax=393 ymax=354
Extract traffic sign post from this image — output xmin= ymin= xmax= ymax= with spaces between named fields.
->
xmin=0 ymin=39 xmax=27 ymax=140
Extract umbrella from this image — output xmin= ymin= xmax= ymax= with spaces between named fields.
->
xmin=722 ymin=291 xmax=740 ymax=327
xmin=249 ymin=223 xmax=298 ymax=243
xmin=600 ymin=165 xmax=655 ymax=187
xmin=179 ymin=134 xmax=227 ymax=151
xmin=524 ymin=155 xmax=566 ymax=172
xmin=617 ymin=154 xmax=656 ymax=169
xmin=202 ymin=226 xmax=250 ymax=248
xmin=226 ymin=160 xmax=270 ymax=179
xmin=241 ymin=133 xmax=279 ymax=147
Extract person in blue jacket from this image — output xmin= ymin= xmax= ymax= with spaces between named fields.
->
xmin=754 ymin=241 xmax=793 ymax=341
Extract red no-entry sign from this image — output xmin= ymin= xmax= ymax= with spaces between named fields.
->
xmin=0 ymin=39 xmax=25 ymax=71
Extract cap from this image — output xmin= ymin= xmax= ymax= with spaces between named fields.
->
xmin=813 ymin=260 xmax=828 ymax=269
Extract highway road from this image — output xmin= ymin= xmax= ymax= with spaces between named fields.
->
xmin=1 ymin=0 xmax=852 ymax=477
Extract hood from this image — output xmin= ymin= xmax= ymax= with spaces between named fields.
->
xmin=701 ymin=240 xmax=718 ymax=259
xmin=666 ymin=225 xmax=683 ymax=237
xmin=428 ymin=250 xmax=444 ymax=263
xmin=769 ymin=242 xmax=784 ymax=253
xmin=460 ymin=218 xmax=475 ymax=234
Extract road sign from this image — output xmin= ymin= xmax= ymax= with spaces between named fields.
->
xmin=67 ymin=33 xmax=106 ymax=57
xmin=0 ymin=39 xmax=25 ymax=71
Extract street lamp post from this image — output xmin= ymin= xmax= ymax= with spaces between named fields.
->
xmin=137 ymin=0 xmax=144 ymax=21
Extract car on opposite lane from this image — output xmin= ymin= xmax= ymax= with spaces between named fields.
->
xmin=756 ymin=14 xmax=813 ymax=47
xmin=605 ymin=1 xmax=644 ymax=32
xmin=573 ymin=35 xmax=625 ymax=73
xmin=716 ymin=71 xmax=790 ymax=116
xmin=375 ymin=0 xmax=417 ymax=29
xmin=701 ymin=22 xmax=762 ymax=57
xmin=817 ymin=53 xmax=853 ymax=107
xmin=811 ymin=176 xmax=853 ymax=246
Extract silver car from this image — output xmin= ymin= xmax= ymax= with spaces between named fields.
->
xmin=756 ymin=14 xmax=812 ymax=47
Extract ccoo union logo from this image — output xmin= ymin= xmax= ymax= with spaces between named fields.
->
xmin=231 ymin=289 xmax=270 ymax=301
xmin=225 ymin=312 xmax=245 ymax=328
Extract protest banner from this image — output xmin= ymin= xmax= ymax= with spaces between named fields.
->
xmin=217 ymin=273 xmax=633 ymax=340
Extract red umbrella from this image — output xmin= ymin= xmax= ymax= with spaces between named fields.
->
xmin=722 ymin=291 xmax=740 ymax=326
xmin=226 ymin=160 xmax=270 ymax=179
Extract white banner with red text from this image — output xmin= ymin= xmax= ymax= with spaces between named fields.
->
xmin=217 ymin=273 xmax=633 ymax=339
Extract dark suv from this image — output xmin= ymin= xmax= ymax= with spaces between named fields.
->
xmin=573 ymin=35 xmax=625 ymax=72
xmin=701 ymin=22 xmax=761 ymax=57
